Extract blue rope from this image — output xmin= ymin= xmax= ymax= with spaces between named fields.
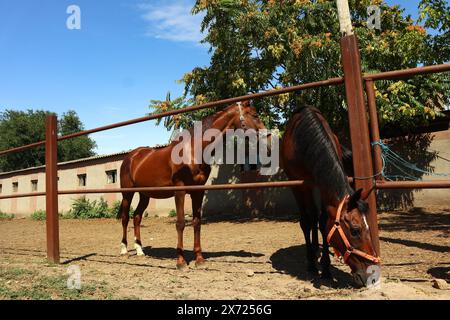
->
xmin=371 ymin=140 xmax=450 ymax=181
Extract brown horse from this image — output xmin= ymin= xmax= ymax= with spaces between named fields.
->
xmin=281 ymin=106 xmax=379 ymax=287
xmin=118 ymin=101 xmax=270 ymax=268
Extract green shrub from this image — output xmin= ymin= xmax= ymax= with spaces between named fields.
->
xmin=0 ymin=211 xmax=15 ymax=220
xmin=109 ymin=200 xmax=135 ymax=218
xmin=64 ymin=197 xmax=137 ymax=219
xmin=109 ymin=200 xmax=122 ymax=218
xmin=31 ymin=210 xmax=46 ymax=221
xmin=30 ymin=198 xmax=139 ymax=220
xmin=168 ymin=209 xmax=177 ymax=218
xmin=66 ymin=197 xmax=114 ymax=219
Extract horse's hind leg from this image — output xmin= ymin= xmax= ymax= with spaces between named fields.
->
xmin=319 ymin=207 xmax=332 ymax=279
xmin=133 ymin=193 xmax=150 ymax=256
xmin=175 ymin=191 xmax=187 ymax=269
xmin=119 ymin=192 xmax=134 ymax=255
xmin=191 ymin=191 xmax=205 ymax=266
xmin=311 ymin=187 xmax=322 ymax=259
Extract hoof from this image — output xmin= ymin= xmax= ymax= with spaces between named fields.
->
xmin=134 ymin=243 xmax=145 ymax=256
xmin=120 ymin=243 xmax=128 ymax=256
xmin=195 ymin=258 xmax=206 ymax=268
xmin=176 ymin=262 xmax=188 ymax=270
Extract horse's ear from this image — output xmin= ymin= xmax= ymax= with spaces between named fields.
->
xmin=348 ymin=188 xmax=363 ymax=210
xmin=241 ymin=99 xmax=251 ymax=107
xmin=361 ymin=186 xmax=375 ymax=200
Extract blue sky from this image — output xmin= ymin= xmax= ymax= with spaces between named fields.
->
xmin=0 ymin=0 xmax=440 ymax=155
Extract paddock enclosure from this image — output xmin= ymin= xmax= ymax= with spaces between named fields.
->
xmin=0 ymin=7 xmax=450 ymax=297
xmin=0 ymin=211 xmax=449 ymax=299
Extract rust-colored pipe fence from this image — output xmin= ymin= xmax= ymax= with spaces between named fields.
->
xmin=0 ymin=50 xmax=449 ymax=263
xmin=2 ymin=178 xmax=450 ymax=201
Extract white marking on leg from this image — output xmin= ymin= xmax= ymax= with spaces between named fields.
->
xmin=120 ymin=243 xmax=128 ymax=255
xmin=134 ymin=242 xmax=144 ymax=256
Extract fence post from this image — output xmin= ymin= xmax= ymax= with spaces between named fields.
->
xmin=365 ymin=79 xmax=384 ymax=181
xmin=340 ymin=36 xmax=380 ymax=257
xmin=45 ymin=115 xmax=60 ymax=263
xmin=337 ymin=0 xmax=380 ymax=257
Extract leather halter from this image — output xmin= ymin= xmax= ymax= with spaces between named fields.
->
xmin=327 ymin=195 xmax=381 ymax=264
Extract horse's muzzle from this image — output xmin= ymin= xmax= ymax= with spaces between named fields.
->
xmin=352 ymin=270 xmax=368 ymax=288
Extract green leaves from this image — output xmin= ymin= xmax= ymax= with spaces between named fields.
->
xmin=0 ymin=110 xmax=96 ymax=172
xmin=150 ymin=0 xmax=449 ymax=135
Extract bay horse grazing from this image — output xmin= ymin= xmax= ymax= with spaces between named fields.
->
xmin=281 ymin=106 xmax=380 ymax=287
xmin=118 ymin=101 xmax=269 ymax=269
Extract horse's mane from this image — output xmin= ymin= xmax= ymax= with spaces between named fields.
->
xmin=163 ymin=104 xmax=235 ymax=149
xmin=291 ymin=106 xmax=353 ymax=201
xmin=186 ymin=103 xmax=238 ymax=135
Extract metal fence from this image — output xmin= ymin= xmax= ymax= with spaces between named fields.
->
xmin=0 ymin=33 xmax=449 ymax=263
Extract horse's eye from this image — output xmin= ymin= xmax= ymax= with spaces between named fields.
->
xmin=350 ymin=226 xmax=361 ymax=237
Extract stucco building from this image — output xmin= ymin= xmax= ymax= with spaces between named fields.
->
xmin=1 ymin=126 xmax=449 ymax=217
xmin=0 ymin=147 xmax=298 ymax=217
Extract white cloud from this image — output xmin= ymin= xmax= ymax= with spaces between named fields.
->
xmin=138 ymin=1 xmax=205 ymax=44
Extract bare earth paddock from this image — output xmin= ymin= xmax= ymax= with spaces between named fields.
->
xmin=0 ymin=208 xmax=449 ymax=300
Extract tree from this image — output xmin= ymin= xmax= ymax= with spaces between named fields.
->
xmin=58 ymin=110 xmax=97 ymax=162
xmin=150 ymin=0 xmax=449 ymax=135
xmin=418 ymin=0 xmax=450 ymax=63
xmin=0 ymin=110 xmax=96 ymax=172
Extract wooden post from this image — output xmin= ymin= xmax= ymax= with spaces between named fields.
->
xmin=336 ymin=0 xmax=380 ymax=256
xmin=365 ymin=79 xmax=384 ymax=181
xmin=45 ymin=115 xmax=60 ymax=263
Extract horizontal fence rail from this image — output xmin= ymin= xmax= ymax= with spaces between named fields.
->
xmin=375 ymin=180 xmax=450 ymax=189
xmin=363 ymin=63 xmax=450 ymax=81
xmin=2 ymin=179 xmax=450 ymax=201
xmin=0 ymin=192 xmax=46 ymax=200
xmin=0 ymin=77 xmax=345 ymax=157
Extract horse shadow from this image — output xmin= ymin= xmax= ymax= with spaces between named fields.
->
xmin=270 ymin=244 xmax=355 ymax=289
xmin=427 ymin=265 xmax=450 ymax=281
xmin=142 ymin=246 xmax=264 ymax=263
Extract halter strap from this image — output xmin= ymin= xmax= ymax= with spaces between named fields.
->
xmin=327 ymin=195 xmax=381 ymax=264
xmin=237 ymin=102 xmax=245 ymax=122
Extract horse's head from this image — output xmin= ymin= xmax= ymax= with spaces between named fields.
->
xmin=227 ymin=100 xmax=272 ymax=149
xmin=326 ymin=188 xmax=380 ymax=287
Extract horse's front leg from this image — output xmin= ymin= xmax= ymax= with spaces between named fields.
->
xmin=191 ymin=191 xmax=205 ymax=266
xmin=175 ymin=191 xmax=187 ymax=269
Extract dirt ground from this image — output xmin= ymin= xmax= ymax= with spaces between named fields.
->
xmin=0 ymin=207 xmax=449 ymax=300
